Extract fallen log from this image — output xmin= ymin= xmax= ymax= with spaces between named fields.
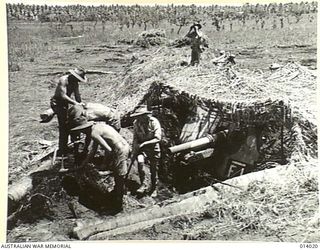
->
xmin=85 ymin=70 xmax=115 ymax=75
xmin=58 ymin=35 xmax=84 ymax=40
xmin=73 ymin=186 xmax=219 ymax=240
xmin=8 ymin=176 xmax=33 ymax=204
xmin=7 ymin=138 xmax=85 ymax=215
xmin=295 ymin=44 xmax=312 ymax=48
xmin=37 ymin=72 xmax=64 ymax=76
xmin=28 ymin=159 xmax=53 ymax=175
xmin=276 ymin=44 xmax=295 ymax=49
xmin=8 ymin=176 xmax=33 ymax=214
xmin=27 ymin=146 xmax=57 ymax=166
xmin=89 ymin=217 xmax=170 ymax=240
xmin=76 ymin=159 xmax=318 ymax=240
xmin=37 ymin=69 xmax=115 ymax=77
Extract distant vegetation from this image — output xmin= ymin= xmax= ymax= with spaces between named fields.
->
xmin=6 ymin=2 xmax=318 ymax=33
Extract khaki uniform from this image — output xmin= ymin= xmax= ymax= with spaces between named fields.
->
xmin=133 ymin=116 xmax=162 ymax=193
xmin=133 ymin=116 xmax=161 ymax=155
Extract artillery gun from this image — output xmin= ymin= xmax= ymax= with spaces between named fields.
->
xmin=122 ymin=82 xmax=293 ymax=193
xmin=168 ymin=127 xmax=260 ymax=193
xmin=169 ymin=132 xmax=225 ymax=165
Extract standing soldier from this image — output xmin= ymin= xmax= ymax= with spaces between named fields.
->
xmin=261 ymin=19 xmax=265 ymax=29
xmin=229 ymin=19 xmax=233 ymax=31
xmin=255 ymin=16 xmax=260 ymax=29
xmin=212 ymin=17 xmax=220 ymax=31
xmin=102 ymin=18 xmax=106 ymax=32
xmin=186 ymin=22 xmax=208 ymax=66
xmin=280 ymin=16 xmax=284 ymax=28
xmin=131 ymin=105 xmax=162 ymax=197
xmin=50 ymin=68 xmax=87 ymax=157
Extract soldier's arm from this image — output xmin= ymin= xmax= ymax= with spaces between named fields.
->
xmin=139 ymin=119 xmax=161 ymax=148
xmin=83 ymin=131 xmax=92 ymax=153
xmin=56 ymin=82 xmax=80 ymax=105
xmin=80 ymin=141 xmax=98 ymax=168
xmin=73 ymin=83 xmax=82 ymax=103
xmin=132 ymin=122 xmax=140 ymax=155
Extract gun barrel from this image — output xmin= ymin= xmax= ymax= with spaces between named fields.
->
xmin=169 ymin=135 xmax=215 ymax=154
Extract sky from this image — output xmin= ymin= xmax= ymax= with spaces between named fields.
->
xmin=5 ymin=0 xmax=315 ymax=7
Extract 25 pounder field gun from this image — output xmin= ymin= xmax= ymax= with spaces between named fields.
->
xmin=168 ymin=130 xmax=228 ymax=165
xmin=168 ymin=128 xmax=260 ymax=183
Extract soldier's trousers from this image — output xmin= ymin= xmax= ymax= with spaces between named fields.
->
xmin=56 ymin=104 xmax=69 ymax=154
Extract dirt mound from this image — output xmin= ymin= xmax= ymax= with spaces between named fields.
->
xmin=135 ymin=29 xmax=167 ymax=48
xmin=111 ymin=48 xmax=316 ymax=119
xmin=265 ymin=62 xmax=317 ymax=123
xmin=98 ymin=47 xmax=317 ymax=169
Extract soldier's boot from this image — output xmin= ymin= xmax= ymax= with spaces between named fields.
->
xmin=137 ymin=163 xmax=148 ymax=194
xmin=113 ymin=175 xmax=125 ymax=213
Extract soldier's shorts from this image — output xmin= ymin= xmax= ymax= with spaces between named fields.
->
xmin=114 ymin=143 xmax=130 ymax=176
xmin=138 ymin=149 xmax=161 ymax=164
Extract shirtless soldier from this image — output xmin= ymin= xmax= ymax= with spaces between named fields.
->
xmin=67 ymin=103 xmax=122 ymax=164
xmin=70 ymin=117 xmax=130 ymax=213
xmin=50 ymin=68 xmax=87 ymax=156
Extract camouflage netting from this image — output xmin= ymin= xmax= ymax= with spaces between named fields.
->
xmin=112 ymin=48 xmax=316 ymax=127
xmin=111 ymin=48 xmax=316 ymax=191
xmin=121 ymin=81 xmax=317 ymax=191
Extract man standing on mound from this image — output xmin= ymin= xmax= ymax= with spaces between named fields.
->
xmin=69 ymin=117 xmax=130 ymax=212
xmin=50 ymin=68 xmax=87 ymax=157
xmin=131 ymin=105 xmax=162 ymax=197
xmin=186 ymin=22 xmax=208 ymax=66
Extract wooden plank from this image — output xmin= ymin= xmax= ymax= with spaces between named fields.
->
xmin=89 ymin=217 xmax=173 ymax=240
xmin=73 ymin=186 xmax=219 ymax=240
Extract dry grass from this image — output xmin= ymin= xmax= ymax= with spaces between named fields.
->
xmin=111 ymin=46 xmax=316 ymax=125
xmin=112 ymin=158 xmax=318 ymax=241
xmin=187 ymin=159 xmax=319 ymax=242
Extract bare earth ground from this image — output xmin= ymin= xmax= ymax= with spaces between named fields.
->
xmin=6 ymin=16 xmax=318 ymax=242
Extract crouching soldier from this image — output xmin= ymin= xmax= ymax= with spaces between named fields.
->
xmin=69 ymin=117 xmax=130 ymax=213
xmin=131 ymin=105 xmax=162 ymax=197
xmin=68 ymin=103 xmax=121 ymax=132
xmin=67 ymin=103 xmax=122 ymax=164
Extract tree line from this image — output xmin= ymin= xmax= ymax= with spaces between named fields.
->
xmin=6 ymin=2 xmax=318 ymax=32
